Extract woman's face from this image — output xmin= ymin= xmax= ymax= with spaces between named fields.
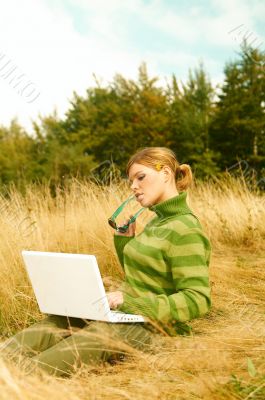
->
xmin=128 ymin=163 xmax=172 ymax=207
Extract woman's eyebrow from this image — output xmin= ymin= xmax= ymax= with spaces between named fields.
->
xmin=128 ymin=171 xmax=144 ymax=183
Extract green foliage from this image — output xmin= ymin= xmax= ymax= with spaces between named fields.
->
xmin=224 ymin=359 xmax=265 ymax=400
xmin=0 ymin=45 xmax=264 ymax=190
xmin=210 ymin=41 xmax=265 ymax=178
xmin=228 ymin=374 xmax=265 ymax=399
xmin=247 ymin=357 xmax=257 ymax=378
xmin=0 ymin=119 xmax=38 ymax=190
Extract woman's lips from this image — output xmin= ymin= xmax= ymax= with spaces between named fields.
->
xmin=137 ymin=194 xmax=144 ymax=201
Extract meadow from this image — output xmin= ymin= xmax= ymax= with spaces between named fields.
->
xmin=0 ymin=174 xmax=264 ymax=399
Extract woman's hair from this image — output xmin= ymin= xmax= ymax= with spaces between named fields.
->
xmin=126 ymin=147 xmax=193 ymax=191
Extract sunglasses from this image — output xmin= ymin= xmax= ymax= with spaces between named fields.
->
xmin=108 ymin=194 xmax=146 ymax=233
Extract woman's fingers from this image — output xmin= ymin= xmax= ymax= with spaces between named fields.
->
xmin=107 ymin=291 xmax=123 ymax=309
xmin=115 ymin=214 xmax=136 ymax=236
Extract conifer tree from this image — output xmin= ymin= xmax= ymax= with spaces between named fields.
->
xmin=210 ymin=43 xmax=265 ymax=175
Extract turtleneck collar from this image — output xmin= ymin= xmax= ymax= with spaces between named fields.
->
xmin=147 ymin=191 xmax=192 ymax=218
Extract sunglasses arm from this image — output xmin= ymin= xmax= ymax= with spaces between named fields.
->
xmin=108 ymin=195 xmax=145 ymax=232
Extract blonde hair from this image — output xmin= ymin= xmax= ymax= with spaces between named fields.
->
xmin=126 ymin=147 xmax=193 ymax=192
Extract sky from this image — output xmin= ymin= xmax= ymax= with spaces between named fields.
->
xmin=0 ymin=0 xmax=264 ymax=134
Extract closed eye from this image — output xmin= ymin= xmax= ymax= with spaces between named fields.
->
xmin=128 ymin=175 xmax=145 ymax=185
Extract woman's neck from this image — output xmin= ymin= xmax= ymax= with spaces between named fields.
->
xmin=154 ymin=187 xmax=179 ymax=205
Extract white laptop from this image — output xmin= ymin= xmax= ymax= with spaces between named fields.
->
xmin=21 ymin=250 xmax=146 ymax=323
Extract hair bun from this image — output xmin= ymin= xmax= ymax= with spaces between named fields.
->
xmin=175 ymin=165 xmax=182 ymax=176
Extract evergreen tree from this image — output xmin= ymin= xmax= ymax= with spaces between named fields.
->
xmin=0 ymin=49 xmax=264 ymax=189
xmin=210 ymin=43 xmax=265 ymax=175
xmin=167 ymin=63 xmax=220 ymax=177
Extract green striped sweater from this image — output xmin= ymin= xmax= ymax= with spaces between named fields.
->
xmin=114 ymin=191 xmax=212 ymax=336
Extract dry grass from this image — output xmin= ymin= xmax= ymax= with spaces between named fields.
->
xmin=0 ymin=176 xmax=264 ymax=399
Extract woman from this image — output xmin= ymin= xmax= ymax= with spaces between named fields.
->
xmin=1 ymin=147 xmax=212 ymax=377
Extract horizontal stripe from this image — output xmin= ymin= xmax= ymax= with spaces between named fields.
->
xmin=124 ymin=255 xmax=172 ymax=279
xmin=126 ymin=235 xmax=210 ymax=267
xmin=113 ymin=192 xmax=212 ymax=331
xmin=168 ymin=254 xmax=208 ymax=268
xmin=122 ymin=282 xmax=156 ymax=298
xmin=171 ymin=265 xmax=209 ymax=278
xmin=173 ymin=276 xmax=210 ymax=289
xmin=186 ymin=286 xmax=211 ymax=298
xmin=142 ymin=228 xmax=175 ymax=243
xmin=176 ymin=214 xmax=200 ymax=229
xmin=166 ymin=230 xmax=211 ymax=248
xmin=124 ymin=267 xmax=174 ymax=290
xmin=184 ymin=214 xmax=202 ymax=229
xmin=121 ymin=294 xmax=159 ymax=319
xmin=142 ymin=228 xmax=177 ymax=245
xmin=138 ymin=227 xmax=211 ymax=250
xmin=124 ymin=250 xmax=167 ymax=276
xmin=124 ymin=285 xmax=153 ymax=297
xmin=125 ymin=276 xmax=174 ymax=296
xmin=119 ymin=281 xmax=141 ymax=297
xmin=134 ymin=229 xmax=174 ymax=251
xmin=127 ymin=239 xmax=165 ymax=261
xmin=143 ymin=218 xmax=191 ymax=237
xmin=166 ymin=242 xmax=206 ymax=257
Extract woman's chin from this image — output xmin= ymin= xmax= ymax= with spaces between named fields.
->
xmin=138 ymin=199 xmax=146 ymax=207
xmin=137 ymin=194 xmax=152 ymax=207
xmin=139 ymin=197 xmax=150 ymax=207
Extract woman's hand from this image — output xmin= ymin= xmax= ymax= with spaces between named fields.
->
xmin=114 ymin=214 xmax=136 ymax=237
xmin=106 ymin=291 xmax=124 ymax=309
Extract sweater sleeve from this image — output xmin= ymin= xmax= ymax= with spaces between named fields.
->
xmin=113 ymin=234 xmax=135 ymax=269
xmin=117 ymin=229 xmax=212 ymax=325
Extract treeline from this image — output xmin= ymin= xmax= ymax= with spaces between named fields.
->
xmin=0 ymin=43 xmax=264 ymax=191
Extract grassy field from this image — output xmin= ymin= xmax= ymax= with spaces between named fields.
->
xmin=0 ymin=176 xmax=264 ymax=399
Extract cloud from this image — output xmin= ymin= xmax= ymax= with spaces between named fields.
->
xmin=0 ymin=0 xmax=142 ymax=132
xmin=128 ymin=0 xmax=265 ymax=47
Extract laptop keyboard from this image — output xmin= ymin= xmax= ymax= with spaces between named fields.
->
xmin=110 ymin=311 xmax=144 ymax=322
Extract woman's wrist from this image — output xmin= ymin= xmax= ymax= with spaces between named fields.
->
xmin=114 ymin=232 xmax=135 ymax=237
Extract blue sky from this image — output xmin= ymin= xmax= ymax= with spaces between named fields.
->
xmin=0 ymin=0 xmax=264 ymax=133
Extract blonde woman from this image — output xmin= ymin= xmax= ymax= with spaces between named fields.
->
xmin=1 ymin=147 xmax=212 ymax=377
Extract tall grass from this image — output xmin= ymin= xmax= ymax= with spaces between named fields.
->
xmin=0 ymin=176 xmax=264 ymax=399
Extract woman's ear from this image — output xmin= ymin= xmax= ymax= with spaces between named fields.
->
xmin=163 ymin=166 xmax=171 ymax=182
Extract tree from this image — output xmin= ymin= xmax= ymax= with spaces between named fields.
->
xmin=167 ymin=63 xmax=220 ymax=177
xmin=209 ymin=42 xmax=265 ymax=174
xmin=0 ymin=118 xmax=36 ymax=189
xmin=63 ymin=63 xmax=171 ymax=175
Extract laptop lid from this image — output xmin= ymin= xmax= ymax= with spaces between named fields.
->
xmin=21 ymin=250 xmax=112 ymax=321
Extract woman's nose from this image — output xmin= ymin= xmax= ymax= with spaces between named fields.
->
xmin=130 ymin=181 xmax=138 ymax=191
